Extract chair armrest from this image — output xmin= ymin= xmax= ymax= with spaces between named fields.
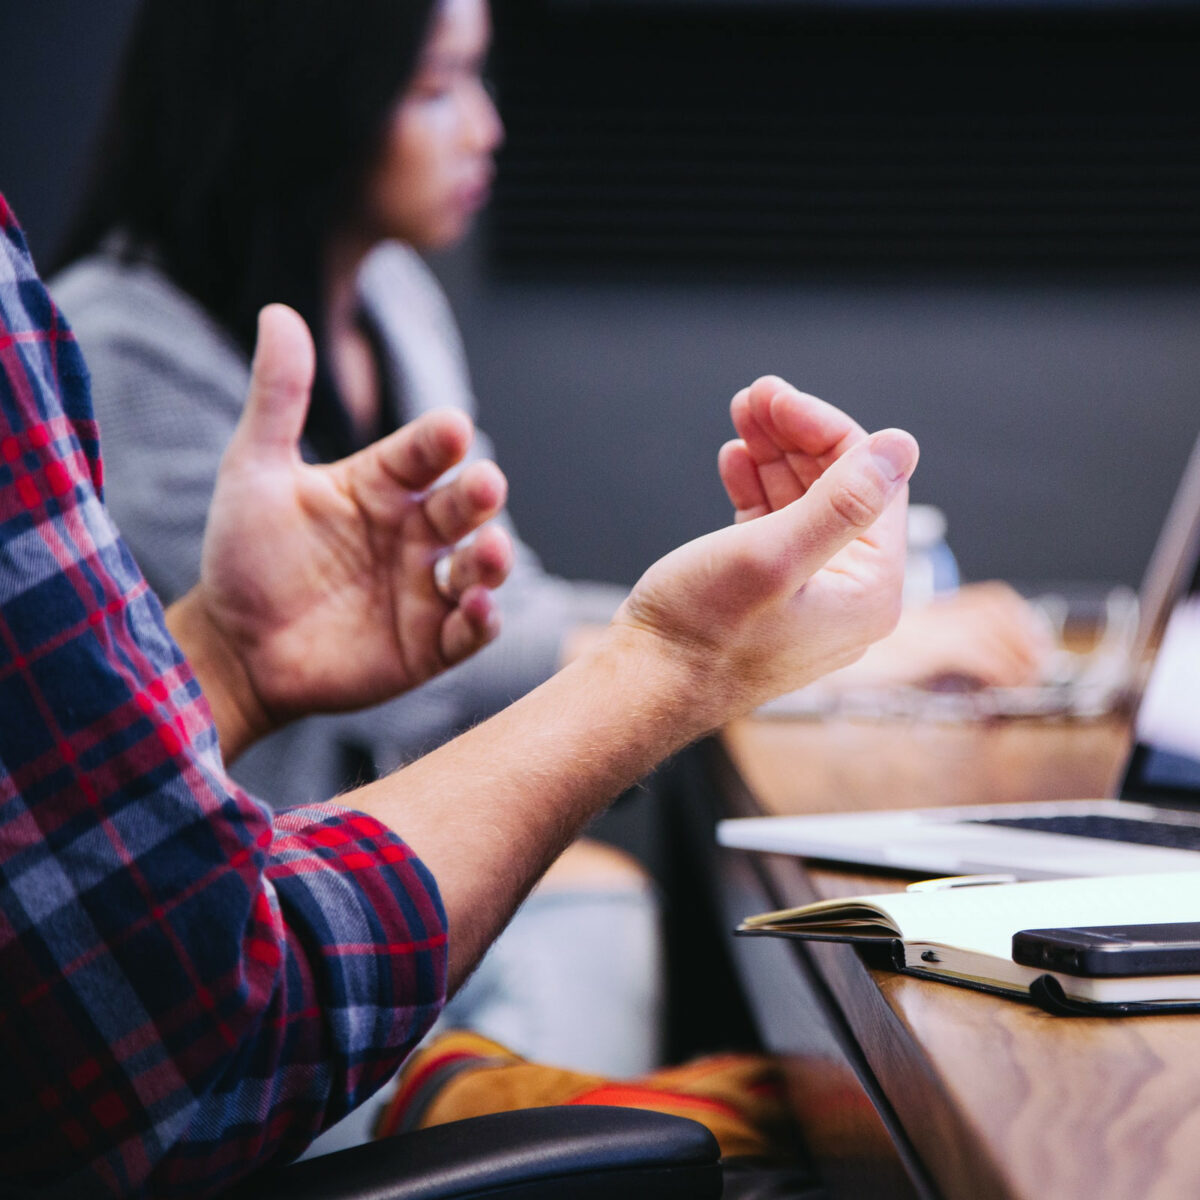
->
xmin=239 ymin=1105 xmax=722 ymax=1200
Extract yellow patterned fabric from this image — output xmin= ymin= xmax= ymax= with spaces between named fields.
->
xmin=377 ymin=1031 xmax=794 ymax=1160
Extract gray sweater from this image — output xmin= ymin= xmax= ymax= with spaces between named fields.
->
xmin=52 ymin=241 xmax=624 ymax=806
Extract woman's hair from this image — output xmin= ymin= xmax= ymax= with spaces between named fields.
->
xmin=56 ymin=0 xmax=440 ymax=454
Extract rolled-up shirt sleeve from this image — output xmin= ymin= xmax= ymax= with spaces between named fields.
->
xmin=0 ymin=195 xmax=447 ymax=1199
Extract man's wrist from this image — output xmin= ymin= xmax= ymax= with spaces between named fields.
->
xmin=579 ymin=620 xmax=734 ymax=752
xmin=165 ymin=590 xmax=274 ymax=763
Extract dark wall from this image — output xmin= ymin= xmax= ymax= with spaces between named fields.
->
xmin=457 ymin=1 xmax=1200 ymax=590
xmin=441 ymin=250 xmax=1200 ymax=589
xmin=5 ymin=1 xmax=1200 ymax=593
xmin=0 ymin=1 xmax=140 ymax=267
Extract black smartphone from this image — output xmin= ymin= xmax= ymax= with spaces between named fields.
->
xmin=1012 ymin=922 xmax=1200 ymax=978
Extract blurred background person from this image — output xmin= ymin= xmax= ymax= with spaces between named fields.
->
xmin=53 ymin=0 xmax=628 ymax=809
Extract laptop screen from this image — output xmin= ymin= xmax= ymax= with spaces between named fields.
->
xmin=1123 ymin=555 xmax=1200 ymax=804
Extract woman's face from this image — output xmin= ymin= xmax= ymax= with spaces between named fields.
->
xmin=364 ymin=0 xmax=504 ymax=250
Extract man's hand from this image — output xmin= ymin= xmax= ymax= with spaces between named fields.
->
xmin=612 ymin=377 xmax=918 ymax=725
xmin=169 ymin=305 xmax=513 ymax=760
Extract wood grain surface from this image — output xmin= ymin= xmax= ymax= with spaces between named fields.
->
xmin=718 ymin=714 xmax=1200 ymax=1200
xmin=724 ymin=714 xmax=1128 ymax=818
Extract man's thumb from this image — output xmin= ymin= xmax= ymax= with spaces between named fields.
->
xmin=230 ymin=305 xmax=316 ymax=464
xmin=765 ymin=427 xmax=919 ymax=576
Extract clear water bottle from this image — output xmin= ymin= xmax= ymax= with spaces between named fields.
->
xmin=904 ymin=504 xmax=959 ymax=607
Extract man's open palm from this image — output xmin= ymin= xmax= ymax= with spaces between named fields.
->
xmin=196 ymin=305 xmax=513 ymax=735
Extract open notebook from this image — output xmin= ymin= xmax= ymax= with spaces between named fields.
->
xmin=719 ymin=432 xmax=1200 ymax=881
xmin=736 ymin=872 xmax=1200 ymax=1015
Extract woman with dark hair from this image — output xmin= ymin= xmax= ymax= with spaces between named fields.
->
xmin=58 ymin=0 xmax=443 ymax=409
xmin=52 ymin=0 xmax=663 ymax=1152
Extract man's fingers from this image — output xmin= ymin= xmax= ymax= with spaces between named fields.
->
xmin=728 ymin=379 xmax=870 ymax=514
xmin=433 ymin=530 xmax=510 ymax=665
xmin=440 ymin=586 xmax=502 ymax=665
xmin=732 ymin=377 xmax=866 ymax=466
xmin=718 ymin=440 xmax=770 ymax=522
xmin=423 ymin=460 xmax=508 ymax=544
xmin=750 ymin=427 xmax=919 ymax=583
xmin=343 ymin=415 xmax=496 ymax=527
xmin=231 ymin=305 xmax=316 ymax=465
xmin=765 ymin=383 xmax=867 ymax=465
xmin=360 ymin=409 xmax=476 ymax=494
xmin=440 ymin=526 xmax=514 ymax=600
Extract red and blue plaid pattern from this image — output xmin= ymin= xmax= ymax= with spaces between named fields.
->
xmin=0 ymin=196 xmax=448 ymax=1197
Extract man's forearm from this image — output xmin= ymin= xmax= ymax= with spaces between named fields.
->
xmin=348 ymin=624 xmax=716 ymax=991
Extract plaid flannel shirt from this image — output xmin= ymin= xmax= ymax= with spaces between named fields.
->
xmin=0 ymin=196 xmax=448 ymax=1198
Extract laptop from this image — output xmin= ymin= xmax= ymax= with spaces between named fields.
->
xmin=717 ymin=433 xmax=1200 ymax=881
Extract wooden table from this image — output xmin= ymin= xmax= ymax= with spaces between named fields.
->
xmin=701 ymin=713 xmax=1200 ymax=1200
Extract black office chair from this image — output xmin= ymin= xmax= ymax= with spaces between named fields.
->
xmin=238 ymin=1105 xmax=724 ymax=1200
